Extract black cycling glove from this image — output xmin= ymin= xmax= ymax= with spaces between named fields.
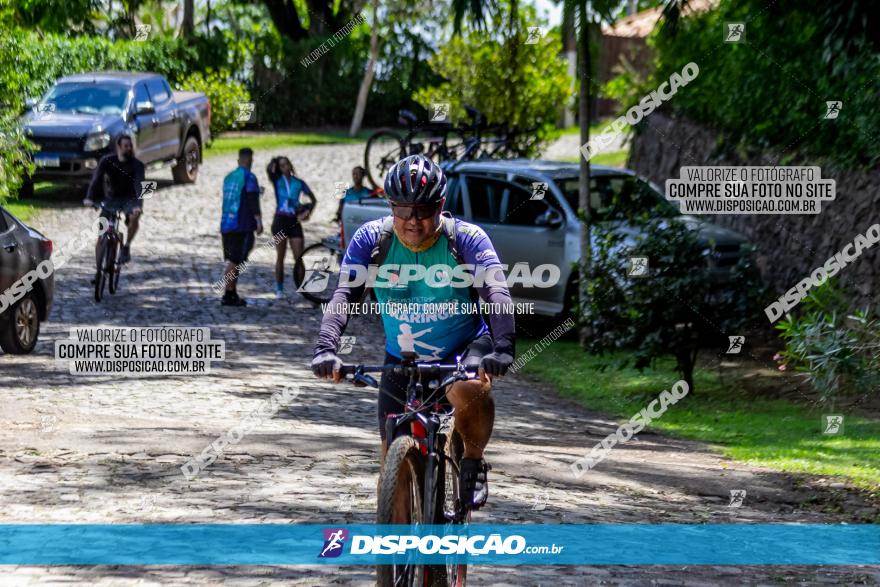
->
xmin=312 ymin=351 xmax=343 ymax=379
xmin=480 ymin=351 xmax=513 ymax=376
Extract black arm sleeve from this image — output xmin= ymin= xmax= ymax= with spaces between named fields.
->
xmin=475 ymin=274 xmax=516 ymax=357
xmin=313 ymin=280 xmax=366 ymax=357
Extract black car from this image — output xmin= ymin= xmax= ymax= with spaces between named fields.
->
xmin=0 ymin=206 xmax=54 ymax=354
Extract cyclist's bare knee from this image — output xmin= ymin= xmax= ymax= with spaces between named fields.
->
xmin=446 ymin=378 xmax=491 ymax=409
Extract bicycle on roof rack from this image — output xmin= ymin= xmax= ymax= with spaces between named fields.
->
xmin=364 ymin=106 xmax=541 ymax=186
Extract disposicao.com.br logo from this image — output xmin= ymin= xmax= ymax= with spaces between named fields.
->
xmin=319 ymin=528 xmax=563 ymax=559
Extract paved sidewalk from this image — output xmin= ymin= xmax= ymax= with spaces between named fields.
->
xmin=1 ymin=142 xmax=878 ymax=586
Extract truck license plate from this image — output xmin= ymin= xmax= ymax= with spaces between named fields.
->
xmin=35 ymin=155 xmax=60 ymax=168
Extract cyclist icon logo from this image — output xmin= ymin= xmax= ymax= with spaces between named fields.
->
xmin=628 ymin=257 xmax=648 ymax=277
xmin=530 ymin=182 xmax=548 ymax=201
xmin=526 ymin=27 xmax=544 ymax=44
xmin=140 ymin=181 xmax=158 ymax=201
xmin=134 ymin=24 xmax=152 ymax=41
xmin=726 ymin=336 xmax=745 ymax=354
xmin=431 ymin=103 xmax=449 ymax=122
xmin=822 ymin=414 xmax=844 ymax=435
xmin=724 ymin=23 xmax=745 ymax=42
xmin=237 ymin=102 xmax=256 ymax=123
xmin=338 ymin=336 xmax=356 ymax=355
xmin=318 ymin=528 xmax=348 ymax=558
xmin=728 ymin=489 xmax=746 ymax=507
xmin=824 ymin=101 xmax=842 ymax=120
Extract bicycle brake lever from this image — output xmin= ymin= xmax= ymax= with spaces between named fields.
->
xmin=353 ymin=372 xmax=378 ymax=388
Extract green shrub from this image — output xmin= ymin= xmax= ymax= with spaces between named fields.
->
xmin=175 ymin=69 xmax=250 ymax=135
xmin=0 ymin=29 xmax=196 ymax=107
xmin=617 ymin=0 xmax=880 ymax=169
xmin=413 ymin=7 xmax=571 ymax=157
xmin=776 ymin=280 xmax=880 ymax=404
xmin=0 ymin=29 xmax=196 ymax=203
xmin=583 ymin=190 xmax=768 ymax=391
xmin=0 ymin=110 xmax=35 ymax=204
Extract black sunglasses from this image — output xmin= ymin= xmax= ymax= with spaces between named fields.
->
xmin=390 ymin=203 xmax=440 ymax=220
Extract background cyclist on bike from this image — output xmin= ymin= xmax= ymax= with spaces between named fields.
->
xmin=266 ymin=156 xmax=316 ymax=299
xmin=312 ymin=154 xmax=515 ymax=510
xmin=83 ymin=134 xmax=145 ymax=264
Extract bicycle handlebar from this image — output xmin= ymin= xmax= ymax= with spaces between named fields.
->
xmin=339 ymin=361 xmax=476 ymax=389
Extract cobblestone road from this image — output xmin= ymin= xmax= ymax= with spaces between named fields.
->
xmin=1 ymin=143 xmax=878 ymax=586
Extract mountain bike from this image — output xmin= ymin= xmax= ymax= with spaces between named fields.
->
xmin=341 ymin=353 xmax=474 ymax=587
xmin=93 ymin=204 xmax=125 ymax=302
xmin=364 ymin=109 xmax=469 ymax=189
xmin=293 ymin=234 xmax=343 ymax=304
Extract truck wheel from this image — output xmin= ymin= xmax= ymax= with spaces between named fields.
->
xmin=0 ymin=292 xmax=40 ymax=354
xmin=18 ymin=179 xmax=34 ymax=199
xmin=172 ymin=136 xmax=200 ymax=184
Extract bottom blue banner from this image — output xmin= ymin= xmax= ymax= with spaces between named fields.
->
xmin=0 ymin=524 xmax=877 ymax=565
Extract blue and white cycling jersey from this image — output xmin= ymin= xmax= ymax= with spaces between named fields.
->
xmin=341 ymin=217 xmax=503 ymax=360
xmin=275 ymin=176 xmax=313 ymax=216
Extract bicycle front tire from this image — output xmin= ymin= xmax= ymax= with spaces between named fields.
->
xmin=94 ymin=240 xmax=108 ymax=302
xmin=365 ymin=129 xmax=405 ymax=190
xmin=107 ymin=239 xmax=120 ymax=295
xmin=376 ymin=436 xmax=426 ymax=587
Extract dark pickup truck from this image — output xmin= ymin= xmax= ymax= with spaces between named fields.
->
xmin=20 ymin=71 xmax=211 ymax=196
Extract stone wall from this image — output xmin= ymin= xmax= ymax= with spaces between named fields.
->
xmin=628 ymin=112 xmax=880 ymax=307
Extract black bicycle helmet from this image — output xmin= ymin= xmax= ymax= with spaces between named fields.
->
xmin=383 ymin=154 xmax=447 ymax=205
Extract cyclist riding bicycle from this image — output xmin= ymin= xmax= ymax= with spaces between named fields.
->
xmin=83 ymin=134 xmax=145 ymax=264
xmin=312 ymin=154 xmax=515 ymax=510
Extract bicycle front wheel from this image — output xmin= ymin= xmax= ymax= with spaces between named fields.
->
xmin=107 ymin=240 xmax=120 ymax=295
xmin=94 ymin=240 xmax=108 ymax=302
xmin=293 ymin=243 xmax=341 ymax=304
xmin=365 ymin=129 xmax=404 ymax=190
xmin=377 ymin=436 xmax=426 ymax=587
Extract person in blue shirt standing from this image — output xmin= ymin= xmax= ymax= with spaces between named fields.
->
xmin=266 ymin=156 xmax=317 ymax=299
xmin=332 ymin=166 xmax=373 ymax=223
xmin=220 ymin=147 xmax=263 ymax=307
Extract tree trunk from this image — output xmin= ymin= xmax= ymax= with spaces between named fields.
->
xmin=182 ymin=0 xmax=194 ymax=37
xmin=349 ymin=0 xmax=380 ymax=136
xmin=205 ymin=0 xmax=211 ymax=34
xmin=676 ymin=347 xmax=697 ymax=393
xmin=577 ymin=1 xmax=594 ymax=347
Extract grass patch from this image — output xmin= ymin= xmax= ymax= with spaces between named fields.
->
xmin=559 ymin=149 xmax=629 ymax=168
xmin=521 ymin=339 xmax=880 ymax=495
xmin=206 ymin=131 xmax=367 ymax=158
xmin=558 ymin=119 xmax=617 ymax=136
xmin=2 ymin=183 xmax=78 ymax=223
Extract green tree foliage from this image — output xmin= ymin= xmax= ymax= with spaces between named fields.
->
xmin=632 ymin=0 xmax=880 ymax=169
xmin=175 ymin=69 xmax=251 ymax=135
xmin=0 ymin=112 xmax=35 ymax=204
xmin=582 ymin=192 xmax=768 ymax=391
xmin=776 ymin=280 xmax=880 ymax=404
xmin=0 ymin=30 xmax=195 ymax=204
xmin=413 ymin=4 xmax=572 ymax=157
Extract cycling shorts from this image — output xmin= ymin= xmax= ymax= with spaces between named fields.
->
xmin=99 ymin=199 xmax=141 ymax=224
xmin=271 ymin=213 xmax=304 ymax=240
xmin=377 ymin=333 xmax=492 ymax=440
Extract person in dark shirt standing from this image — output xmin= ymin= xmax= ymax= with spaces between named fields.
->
xmin=83 ymin=135 xmax=145 ymax=264
xmin=219 ymin=147 xmax=263 ymax=306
